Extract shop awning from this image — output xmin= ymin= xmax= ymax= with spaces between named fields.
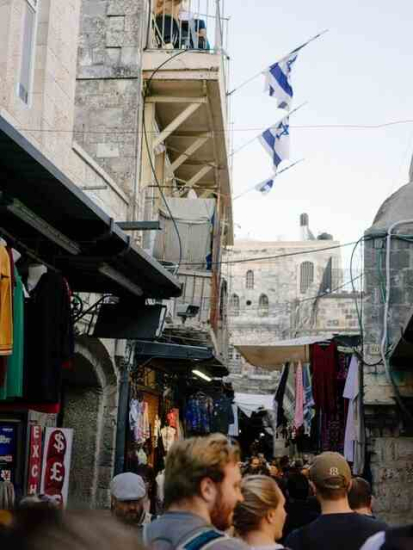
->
xmin=234 ymin=393 xmax=274 ymax=418
xmin=0 ymin=114 xmax=181 ymax=299
xmin=134 ymin=341 xmax=228 ymax=378
xmin=235 ymin=334 xmax=335 ymax=371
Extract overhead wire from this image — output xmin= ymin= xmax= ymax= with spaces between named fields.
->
xmin=182 ymin=240 xmax=360 ymax=268
xmin=11 ymin=118 xmax=413 ymax=136
xmin=142 ymin=48 xmax=190 ymax=272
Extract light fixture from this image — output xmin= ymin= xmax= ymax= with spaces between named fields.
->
xmin=99 ymin=263 xmax=144 ymax=297
xmin=192 ymin=369 xmax=212 ymax=382
xmin=4 ymin=197 xmax=80 ymax=255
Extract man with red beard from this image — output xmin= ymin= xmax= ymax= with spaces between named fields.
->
xmin=143 ymin=434 xmax=248 ymax=550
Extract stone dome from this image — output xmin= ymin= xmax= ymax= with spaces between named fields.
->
xmin=367 ymin=182 xmax=413 ymax=234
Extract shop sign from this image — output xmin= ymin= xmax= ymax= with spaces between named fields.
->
xmin=40 ymin=428 xmax=73 ymax=507
xmin=27 ymin=425 xmax=43 ymax=495
xmin=0 ymin=424 xmax=17 ymax=482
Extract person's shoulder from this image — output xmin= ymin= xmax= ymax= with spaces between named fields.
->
xmin=212 ymin=536 xmax=249 ymax=550
xmin=284 ymin=524 xmax=310 ymax=550
xmin=359 ymin=531 xmax=386 ymax=550
xmin=355 ymin=514 xmax=388 ymax=532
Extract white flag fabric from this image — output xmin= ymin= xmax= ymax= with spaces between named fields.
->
xmin=255 ymin=176 xmax=275 ymax=195
xmin=264 ymin=53 xmax=298 ymax=110
xmin=259 ymin=118 xmax=290 ymax=169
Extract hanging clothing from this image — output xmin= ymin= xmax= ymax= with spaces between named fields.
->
xmin=312 ymin=342 xmax=337 ymax=413
xmin=343 ymin=355 xmax=365 ymax=473
xmin=25 ymin=272 xmax=73 ymax=403
xmin=0 ymin=246 xmax=13 ymax=360
xmin=284 ymin=366 xmax=296 ymax=428
xmin=228 ymin=404 xmax=239 ymax=437
xmin=211 ymin=395 xmax=234 ymax=434
xmin=294 ymin=362 xmax=304 ymax=430
xmin=274 ymin=363 xmax=290 ymax=428
xmin=0 ymin=268 xmax=24 ymax=400
xmin=161 ymin=425 xmax=176 ymax=452
xmin=130 ymin=400 xmax=151 ymax=444
xmin=185 ymin=394 xmax=214 ymax=434
xmin=302 ymin=364 xmax=315 ymax=436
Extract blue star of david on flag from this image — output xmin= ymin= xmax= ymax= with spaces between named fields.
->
xmin=255 ymin=176 xmax=275 ymax=195
xmin=259 ymin=118 xmax=290 ymax=169
xmin=264 ymin=53 xmax=298 ymax=110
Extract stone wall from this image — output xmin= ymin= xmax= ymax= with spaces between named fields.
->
xmin=74 ymin=0 xmax=148 ymax=219
xmin=369 ymin=434 xmax=413 ymax=524
xmin=225 ymin=239 xmax=359 ymax=393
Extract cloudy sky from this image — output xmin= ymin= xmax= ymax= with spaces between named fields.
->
xmin=226 ymin=0 xmax=413 ymax=266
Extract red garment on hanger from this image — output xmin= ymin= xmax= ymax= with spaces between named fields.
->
xmin=312 ymin=342 xmax=337 ymax=413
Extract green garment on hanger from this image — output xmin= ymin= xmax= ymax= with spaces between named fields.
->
xmin=0 ymin=268 xmax=24 ymax=400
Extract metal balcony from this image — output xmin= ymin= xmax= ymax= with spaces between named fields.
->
xmin=142 ymin=0 xmax=233 ymax=244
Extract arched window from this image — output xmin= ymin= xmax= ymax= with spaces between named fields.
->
xmin=229 ymin=294 xmax=240 ymax=316
xmin=300 ymin=261 xmax=314 ymax=293
xmin=258 ymin=294 xmax=269 ymax=317
xmin=246 ymin=270 xmax=254 ymax=289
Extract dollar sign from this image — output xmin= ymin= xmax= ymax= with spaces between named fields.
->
xmin=50 ymin=462 xmax=63 ymax=482
xmin=53 ymin=433 xmax=65 ymax=453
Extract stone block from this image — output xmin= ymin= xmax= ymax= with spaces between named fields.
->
xmin=92 ymin=47 xmax=106 ymax=64
xmin=106 ymin=46 xmax=122 ymax=64
xmin=107 ymin=0 xmax=142 ymax=15
xmin=395 ymin=439 xmax=413 ymax=460
xmin=82 ymin=0 xmax=107 ymax=17
xmin=96 ymin=142 xmax=120 ymax=158
xmin=108 ymin=15 xmax=125 ymax=31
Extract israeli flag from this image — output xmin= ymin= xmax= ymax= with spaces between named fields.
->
xmin=259 ymin=118 xmax=290 ymax=169
xmin=264 ymin=53 xmax=298 ymax=110
xmin=255 ymin=176 xmax=275 ymax=195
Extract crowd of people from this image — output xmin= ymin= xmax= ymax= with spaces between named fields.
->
xmin=0 ymin=434 xmax=411 ymax=550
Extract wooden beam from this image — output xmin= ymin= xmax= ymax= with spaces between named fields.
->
xmin=146 ymin=96 xmax=207 ymax=104
xmin=153 ymin=103 xmax=202 ymax=149
xmin=187 ymin=165 xmax=213 ymax=187
xmin=170 ymin=136 xmax=210 ymax=171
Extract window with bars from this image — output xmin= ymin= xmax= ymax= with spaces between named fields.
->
xmin=18 ymin=0 xmax=38 ymax=105
xmin=229 ymin=294 xmax=240 ymax=316
xmin=300 ymin=261 xmax=314 ymax=293
xmin=258 ymin=294 xmax=269 ymax=316
xmin=246 ymin=270 xmax=254 ymax=289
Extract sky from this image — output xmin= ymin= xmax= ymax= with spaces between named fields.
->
xmin=225 ymin=0 xmax=413 ymax=266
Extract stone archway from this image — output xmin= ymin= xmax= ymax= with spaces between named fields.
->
xmin=61 ymin=335 xmax=118 ymax=509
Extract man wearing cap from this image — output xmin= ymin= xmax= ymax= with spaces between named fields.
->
xmin=285 ymin=452 xmax=386 ymax=550
xmin=110 ymin=472 xmax=151 ymax=533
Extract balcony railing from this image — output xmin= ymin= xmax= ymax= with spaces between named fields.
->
xmin=148 ymin=0 xmax=228 ymax=54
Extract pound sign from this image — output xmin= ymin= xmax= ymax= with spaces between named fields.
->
xmin=50 ymin=462 xmax=64 ymax=483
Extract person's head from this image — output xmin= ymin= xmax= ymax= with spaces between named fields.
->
xmin=249 ymin=457 xmax=261 ymax=471
xmin=110 ymin=473 xmax=147 ymax=525
xmin=7 ymin=510 xmax=144 ymax=550
xmin=269 ymin=461 xmax=280 ymax=478
xmin=287 ymin=473 xmax=310 ymax=501
xmin=348 ymin=477 xmax=373 ymax=514
xmin=233 ymin=475 xmax=286 ymax=542
xmin=309 ymin=452 xmax=352 ymax=506
xmin=164 ymin=433 xmax=242 ymax=531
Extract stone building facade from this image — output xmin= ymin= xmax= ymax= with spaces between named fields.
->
xmin=226 ymin=225 xmax=361 ymax=393
xmin=362 ymin=181 xmax=413 ymax=524
xmin=0 ymin=0 xmax=176 ymax=508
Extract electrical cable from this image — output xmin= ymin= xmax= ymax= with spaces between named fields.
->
xmin=142 ymin=49 xmax=189 ymax=272
xmin=382 ymin=220 xmax=413 ymax=422
xmin=182 ymin=240 xmax=361 ymax=268
xmin=11 ymin=118 xmax=413 ymax=135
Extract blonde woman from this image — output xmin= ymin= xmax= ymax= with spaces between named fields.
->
xmin=233 ymin=475 xmax=287 ymax=550
xmin=154 ymin=0 xmax=183 ymax=20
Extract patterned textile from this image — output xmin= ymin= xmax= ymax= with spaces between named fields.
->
xmin=303 ymin=363 xmax=315 ymax=436
xmin=185 ymin=395 xmax=214 ymax=434
xmin=284 ymin=365 xmax=296 ymax=428
xmin=294 ymin=362 xmax=304 ymax=429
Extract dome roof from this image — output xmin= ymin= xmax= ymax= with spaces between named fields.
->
xmin=367 ymin=183 xmax=413 ymax=234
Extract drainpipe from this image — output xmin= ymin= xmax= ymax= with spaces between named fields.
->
xmin=114 ymin=342 xmax=131 ymax=476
